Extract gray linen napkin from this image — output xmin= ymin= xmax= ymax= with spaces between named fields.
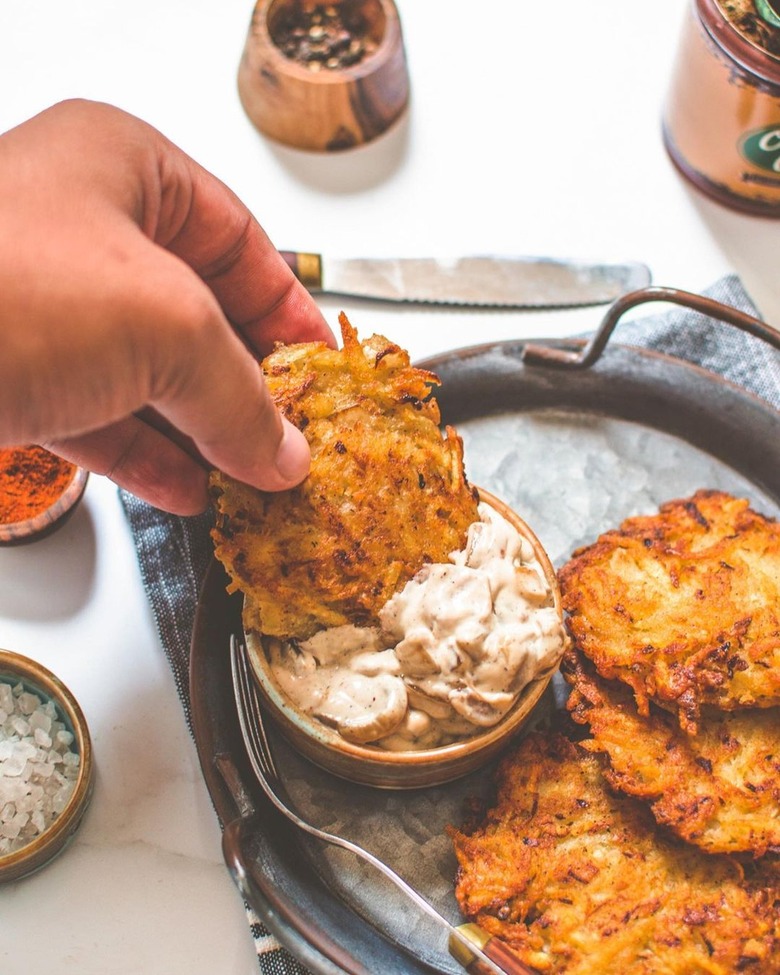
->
xmin=118 ymin=273 xmax=779 ymax=975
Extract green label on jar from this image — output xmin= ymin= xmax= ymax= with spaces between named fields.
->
xmin=742 ymin=125 xmax=780 ymax=173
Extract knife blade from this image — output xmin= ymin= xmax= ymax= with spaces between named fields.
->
xmin=280 ymin=250 xmax=651 ymax=308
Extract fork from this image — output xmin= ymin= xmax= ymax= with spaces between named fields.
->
xmin=229 ymin=634 xmax=536 ymax=975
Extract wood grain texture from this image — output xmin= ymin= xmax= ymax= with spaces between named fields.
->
xmin=237 ymin=0 xmax=409 ymax=152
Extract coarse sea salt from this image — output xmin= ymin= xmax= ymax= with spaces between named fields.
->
xmin=0 ymin=678 xmax=79 ymax=856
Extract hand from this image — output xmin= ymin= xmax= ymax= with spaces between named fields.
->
xmin=0 ymin=99 xmax=336 ymax=515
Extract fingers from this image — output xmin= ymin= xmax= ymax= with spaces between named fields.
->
xmin=44 ymin=383 xmax=311 ymax=519
xmin=0 ymin=231 xmax=313 ymax=511
xmin=151 ymin=145 xmax=337 ymax=355
xmin=46 ymin=416 xmax=212 ymax=516
xmin=115 ymin=245 xmax=315 ymax=500
xmin=144 ymin=285 xmax=315 ymax=494
xmin=0 ymin=99 xmax=336 ymax=515
xmin=46 ymin=344 xmax=313 ymax=516
xmin=6 ymin=99 xmax=336 ymax=356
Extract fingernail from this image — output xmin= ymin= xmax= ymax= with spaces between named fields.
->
xmin=274 ymin=420 xmax=310 ymax=484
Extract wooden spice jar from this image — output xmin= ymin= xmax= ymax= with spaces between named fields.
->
xmin=237 ymin=0 xmax=410 ymax=152
xmin=663 ymin=0 xmax=780 ymax=216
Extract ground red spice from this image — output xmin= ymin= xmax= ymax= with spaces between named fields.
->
xmin=0 ymin=446 xmax=77 ymax=524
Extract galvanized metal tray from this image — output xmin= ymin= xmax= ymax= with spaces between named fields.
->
xmin=190 ymin=287 xmax=780 ymax=975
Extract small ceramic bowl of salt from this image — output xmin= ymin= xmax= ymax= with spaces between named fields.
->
xmin=0 ymin=649 xmax=94 ymax=882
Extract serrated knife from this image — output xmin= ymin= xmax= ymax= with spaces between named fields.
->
xmin=280 ymin=251 xmax=651 ymax=308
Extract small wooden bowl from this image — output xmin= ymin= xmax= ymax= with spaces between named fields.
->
xmin=245 ymin=488 xmax=564 ymax=789
xmin=237 ymin=0 xmax=410 ymax=152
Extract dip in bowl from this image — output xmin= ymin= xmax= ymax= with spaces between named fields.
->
xmin=245 ymin=488 xmax=566 ymax=788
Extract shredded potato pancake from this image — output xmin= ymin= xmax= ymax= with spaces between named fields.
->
xmin=564 ymin=649 xmax=780 ymax=857
xmin=450 ymin=733 xmax=780 ymax=975
xmin=450 ymin=491 xmax=780 ymax=974
xmin=210 ymin=313 xmax=479 ymax=641
xmin=557 ymin=490 xmax=780 ymax=733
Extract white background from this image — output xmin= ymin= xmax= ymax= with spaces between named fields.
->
xmin=0 ymin=1 xmax=778 ymax=973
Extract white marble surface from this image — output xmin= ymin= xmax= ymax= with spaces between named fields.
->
xmin=0 ymin=1 xmax=778 ymax=973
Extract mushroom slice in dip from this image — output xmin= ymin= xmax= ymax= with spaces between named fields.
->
xmin=266 ymin=631 xmax=409 ymax=744
xmin=265 ymin=502 xmax=566 ymax=750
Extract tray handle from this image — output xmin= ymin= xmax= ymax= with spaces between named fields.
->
xmin=522 ymin=286 xmax=780 ymax=369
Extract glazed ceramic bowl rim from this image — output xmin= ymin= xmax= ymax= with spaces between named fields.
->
xmin=247 ymin=629 xmax=554 ymax=767
xmin=245 ymin=487 xmax=563 ymax=776
xmin=0 ymin=648 xmax=94 ymax=882
xmin=0 ymin=462 xmax=89 ymax=546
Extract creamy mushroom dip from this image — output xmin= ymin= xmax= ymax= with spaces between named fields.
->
xmin=265 ymin=502 xmax=566 ymax=750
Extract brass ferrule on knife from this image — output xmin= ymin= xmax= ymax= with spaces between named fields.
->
xmin=449 ymin=923 xmax=491 ymax=969
xmin=450 ymin=923 xmax=538 ymax=975
xmin=280 ymin=250 xmax=323 ymax=292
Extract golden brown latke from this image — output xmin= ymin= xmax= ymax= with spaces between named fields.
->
xmin=558 ymin=490 xmax=780 ymax=733
xmin=211 ymin=313 xmax=479 ymax=641
xmin=564 ymin=649 xmax=780 ymax=857
xmin=449 ymin=733 xmax=780 ymax=975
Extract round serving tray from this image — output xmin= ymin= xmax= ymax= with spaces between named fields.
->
xmin=190 ymin=288 xmax=780 ymax=975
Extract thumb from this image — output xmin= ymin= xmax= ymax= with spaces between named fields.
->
xmin=267 ymin=417 xmax=311 ymax=485
xmin=44 ymin=328 xmax=310 ymax=515
xmin=148 ymin=290 xmax=312 ymax=494
xmin=156 ymin=348 xmax=310 ymax=494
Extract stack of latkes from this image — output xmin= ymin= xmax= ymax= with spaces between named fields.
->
xmin=450 ymin=490 xmax=780 ymax=975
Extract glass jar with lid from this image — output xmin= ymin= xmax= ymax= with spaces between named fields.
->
xmin=663 ymin=0 xmax=780 ymax=216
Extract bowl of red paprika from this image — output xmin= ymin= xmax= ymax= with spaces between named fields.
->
xmin=0 ymin=446 xmax=88 ymax=546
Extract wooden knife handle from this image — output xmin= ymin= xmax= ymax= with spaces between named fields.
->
xmin=452 ymin=923 xmax=539 ymax=975
xmin=468 ymin=938 xmax=538 ymax=975
xmin=279 ymin=250 xmax=323 ymax=292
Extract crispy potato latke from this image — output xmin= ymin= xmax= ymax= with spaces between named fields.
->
xmin=210 ymin=314 xmax=479 ymax=641
xmin=564 ymin=649 xmax=780 ymax=857
xmin=558 ymin=490 xmax=780 ymax=732
xmin=449 ymin=733 xmax=780 ymax=975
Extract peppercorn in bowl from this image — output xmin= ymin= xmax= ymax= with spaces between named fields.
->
xmin=237 ymin=0 xmax=410 ymax=151
xmin=0 ymin=445 xmax=89 ymax=546
xmin=0 ymin=649 xmax=94 ymax=882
